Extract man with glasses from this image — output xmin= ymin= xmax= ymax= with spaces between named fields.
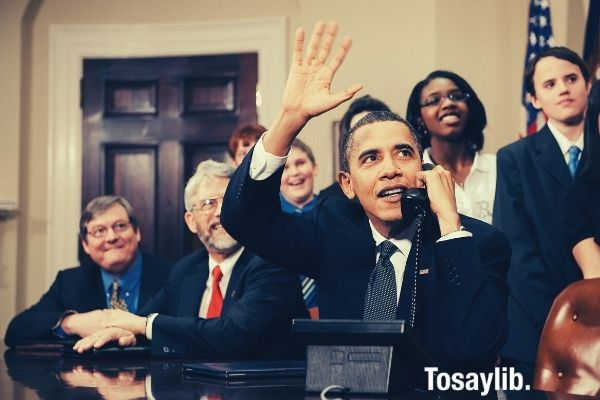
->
xmin=5 ymin=196 xmax=171 ymax=346
xmin=71 ymin=160 xmax=307 ymax=360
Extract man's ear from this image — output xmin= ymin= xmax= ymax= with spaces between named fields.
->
xmin=530 ymin=93 xmax=543 ymax=110
xmin=81 ymin=239 xmax=91 ymax=256
xmin=184 ymin=211 xmax=198 ymax=234
xmin=337 ymin=171 xmax=356 ymax=199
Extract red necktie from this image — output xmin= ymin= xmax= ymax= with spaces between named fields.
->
xmin=206 ymin=265 xmax=223 ymax=318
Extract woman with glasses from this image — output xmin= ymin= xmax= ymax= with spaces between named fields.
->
xmin=406 ymin=70 xmax=495 ymax=223
xmin=566 ymin=80 xmax=600 ymax=278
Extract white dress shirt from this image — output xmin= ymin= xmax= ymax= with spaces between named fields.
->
xmin=146 ymin=246 xmax=244 ymax=340
xmin=198 ymin=246 xmax=244 ymax=318
xmin=547 ymin=121 xmax=584 ymax=165
xmin=249 ymin=134 xmax=472 ymax=300
xmin=423 ymin=148 xmax=496 ymax=224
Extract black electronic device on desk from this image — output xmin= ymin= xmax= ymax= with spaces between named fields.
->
xmin=62 ymin=343 xmax=151 ymax=358
xmin=292 ymin=319 xmax=432 ymax=394
xmin=182 ymin=360 xmax=306 ymax=382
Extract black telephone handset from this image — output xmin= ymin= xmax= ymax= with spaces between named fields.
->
xmin=400 ymin=163 xmax=434 ymax=222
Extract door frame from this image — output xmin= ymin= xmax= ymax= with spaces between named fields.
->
xmin=47 ymin=17 xmax=287 ymax=286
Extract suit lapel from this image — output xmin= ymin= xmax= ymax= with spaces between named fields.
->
xmin=534 ymin=126 xmax=572 ymax=186
xmin=138 ymin=254 xmax=156 ymax=308
xmin=86 ymin=265 xmax=108 ymax=310
xmin=178 ymin=257 xmax=209 ymax=317
xmin=395 ymin=214 xmax=437 ymax=322
xmin=223 ymin=249 xmax=253 ymax=309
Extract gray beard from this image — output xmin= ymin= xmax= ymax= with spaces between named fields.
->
xmin=200 ymin=232 xmax=240 ymax=255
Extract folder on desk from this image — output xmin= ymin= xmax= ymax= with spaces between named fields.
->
xmin=182 ymin=360 xmax=306 ymax=380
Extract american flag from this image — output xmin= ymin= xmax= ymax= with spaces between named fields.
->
xmin=522 ymin=0 xmax=555 ymax=135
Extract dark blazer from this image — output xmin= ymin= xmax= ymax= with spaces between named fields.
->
xmin=138 ymin=248 xmax=308 ymax=360
xmin=221 ymin=149 xmax=510 ymax=373
xmin=493 ymin=125 xmax=583 ymax=364
xmin=4 ymin=253 xmax=171 ymax=346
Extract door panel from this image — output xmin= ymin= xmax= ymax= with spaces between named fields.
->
xmin=82 ymin=54 xmax=257 ymax=261
xmin=105 ymin=146 xmax=157 ymax=252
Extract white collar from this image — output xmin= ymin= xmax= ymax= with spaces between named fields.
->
xmin=422 ymin=147 xmax=488 ymax=173
xmin=368 ymin=219 xmax=416 ymax=257
xmin=208 ymin=246 xmax=244 ymax=277
xmin=546 ymin=121 xmax=584 ymax=155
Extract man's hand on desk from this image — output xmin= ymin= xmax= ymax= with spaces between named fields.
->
xmin=103 ymin=309 xmax=147 ymax=336
xmin=60 ymin=310 xmax=111 ymax=337
xmin=73 ymin=327 xmax=137 ymax=353
xmin=61 ymin=309 xmax=147 ymax=339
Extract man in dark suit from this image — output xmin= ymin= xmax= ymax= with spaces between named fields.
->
xmin=493 ymin=47 xmax=591 ymax=394
xmin=221 ymin=22 xmax=509 ymax=389
xmin=4 ymin=196 xmax=171 ymax=346
xmin=73 ymin=160 xmax=307 ymax=359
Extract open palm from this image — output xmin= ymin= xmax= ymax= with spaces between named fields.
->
xmin=282 ymin=21 xmax=362 ymax=121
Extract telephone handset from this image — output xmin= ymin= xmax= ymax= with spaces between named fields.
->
xmin=400 ymin=163 xmax=435 ymax=222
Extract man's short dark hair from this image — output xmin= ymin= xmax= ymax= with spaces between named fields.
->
xmin=405 ymin=70 xmax=487 ymax=153
xmin=338 ymin=95 xmax=391 ymax=168
xmin=341 ymin=111 xmax=422 ymax=172
xmin=79 ymin=196 xmax=139 ymax=242
xmin=524 ymin=47 xmax=590 ymax=97
xmin=291 ymin=138 xmax=316 ymax=165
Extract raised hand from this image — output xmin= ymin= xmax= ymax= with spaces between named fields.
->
xmin=265 ymin=21 xmax=362 ymax=156
xmin=282 ymin=21 xmax=362 ymax=121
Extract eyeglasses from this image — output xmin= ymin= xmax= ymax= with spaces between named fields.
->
xmin=87 ymin=221 xmax=132 ymax=239
xmin=420 ymin=91 xmax=470 ymax=108
xmin=191 ymin=196 xmax=224 ymax=214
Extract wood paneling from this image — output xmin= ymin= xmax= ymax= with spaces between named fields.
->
xmin=105 ymin=146 xmax=157 ymax=253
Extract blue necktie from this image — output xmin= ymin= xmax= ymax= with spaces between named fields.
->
xmin=567 ymin=145 xmax=581 ymax=177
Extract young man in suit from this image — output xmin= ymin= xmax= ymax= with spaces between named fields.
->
xmin=4 ymin=196 xmax=171 ymax=346
xmin=73 ymin=160 xmax=307 ymax=359
xmin=220 ymin=21 xmax=510 ymax=391
xmin=493 ymin=47 xmax=591 ymax=395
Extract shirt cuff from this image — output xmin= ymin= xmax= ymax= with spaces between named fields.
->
xmin=249 ymin=134 xmax=289 ymax=180
xmin=436 ymin=228 xmax=473 ymax=242
xmin=145 ymin=375 xmax=155 ymax=400
xmin=145 ymin=313 xmax=159 ymax=340
xmin=52 ymin=310 xmax=77 ymax=338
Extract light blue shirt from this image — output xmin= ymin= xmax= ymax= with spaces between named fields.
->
xmin=100 ymin=251 xmax=142 ymax=313
xmin=279 ymin=193 xmax=319 ymax=214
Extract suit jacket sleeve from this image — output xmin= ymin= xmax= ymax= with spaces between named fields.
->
xmin=430 ymin=226 xmax=510 ymax=367
xmin=493 ymin=147 xmax=557 ymax=328
xmin=149 ymin=262 xmax=302 ymax=359
xmin=221 ymin=148 xmax=322 ymax=278
xmin=4 ymin=272 xmax=71 ymax=346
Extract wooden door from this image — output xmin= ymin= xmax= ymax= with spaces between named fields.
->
xmin=82 ymin=54 xmax=257 ymax=261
